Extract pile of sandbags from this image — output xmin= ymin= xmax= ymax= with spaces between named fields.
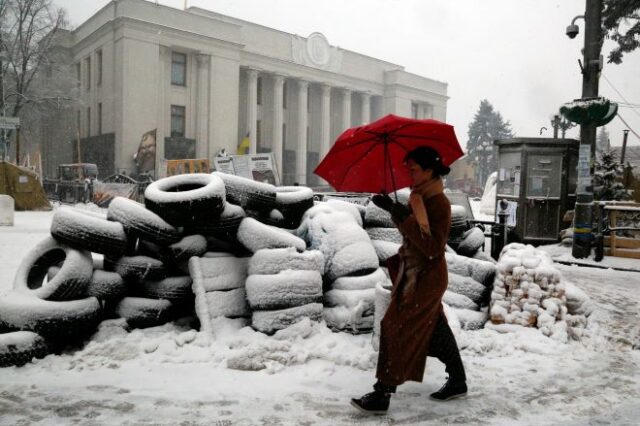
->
xmin=489 ymin=243 xmax=590 ymax=340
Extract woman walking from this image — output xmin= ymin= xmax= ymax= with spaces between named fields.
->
xmin=351 ymin=146 xmax=467 ymax=414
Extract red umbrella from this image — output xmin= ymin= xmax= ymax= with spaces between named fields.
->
xmin=314 ymin=114 xmax=464 ymax=194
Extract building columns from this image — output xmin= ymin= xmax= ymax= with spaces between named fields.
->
xmin=320 ymin=84 xmax=331 ymax=157
xmin=196 ymin=54 xmax=210 ymax=159
xmin=246 ymin=69 xmax=258 ymax=154
xmin=155 ymin=46 xmax=171 ymax=175
xmin=361 ymin=93 xmax=371 ymax=125
xmin=341 ymin=88 xmax=352 ymax=130
xmin=272 ymin=74 xmax=285 ymax=180
xmin=296 ymin=80 xmax=309 ymax=184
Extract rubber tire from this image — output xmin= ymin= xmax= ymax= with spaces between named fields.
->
xmin=456 ymin=227 xmax=486 ymax=257
xmin=162 ymin=235 xmax=208 ymax=268
xmin=13 ymin=236 xmax=93 ymax=301
xmin=138 ymin=276 xmax=193 ymax=302
xmin=275 ymin=186 xmax=314 ymax=228
xmin=251 ymin=303 xmax=323 ymax=335
xmin=245 ymin=271 xmax=323 ymax=310
xmin=114 ymin=297 xmax=174 ymax=329
xmin=237 ymin=217 xmax=306 ymax=253
xmin=0 ymin=291 xmax=102 ymax=343
xmin=0 ymin=331 xmax=50 ymax=368
xmin=51 ymin=207 xmax=129 ymax=256
xmin=144 ymin=173 xmax=225 ymax=226
xmin=83 ymin=269 xmax=127 ymax=300
xmin=248 ymin=247 xmax=324 ymax=275
xmin=104 ymin=255 xmax=167 ymax=282
xmin=185 ymin=202 xmax=246 ymax=241
xmin=212 ymin=172 xmax=277 ymax=213
xmin=107 ymin=196 xmax=181 ymax=246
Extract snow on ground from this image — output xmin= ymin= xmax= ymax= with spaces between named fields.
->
xmin=0 ymin=205 xmax=639 ymax=425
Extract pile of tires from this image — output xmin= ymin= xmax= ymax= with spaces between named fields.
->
xmin=245 ymin=248 xmax=324 ymax=334
xmin=297 ymin=203 xmax=382 ymax=333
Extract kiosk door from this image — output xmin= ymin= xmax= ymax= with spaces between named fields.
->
xmin=523 ymin=154 xmax=563 ymax=241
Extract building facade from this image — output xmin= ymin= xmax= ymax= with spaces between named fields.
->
xmin=56 ymin=0 xmax=449 ymax=185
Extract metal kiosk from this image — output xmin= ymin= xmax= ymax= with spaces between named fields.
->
xmin=494 ymin=137 xmax=579 ymax=245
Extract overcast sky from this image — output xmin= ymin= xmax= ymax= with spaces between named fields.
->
xmin=54 ymin=0 xmax=640 ymax=148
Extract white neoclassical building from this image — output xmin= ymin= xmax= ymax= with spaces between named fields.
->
xmin=56 ymin=0 xmax=449 ymax=185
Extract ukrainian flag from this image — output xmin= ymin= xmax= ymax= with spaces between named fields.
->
xmin=237 ymin=132 xmax=250 ymax=155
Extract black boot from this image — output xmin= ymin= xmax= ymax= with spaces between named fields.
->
xmin=429 ymin=379 xmax=467 ymax=401
xmin=429 ymin=316 xmax=467 ymax=401
xmin=350 ymin=381 xmax=395 ymax=414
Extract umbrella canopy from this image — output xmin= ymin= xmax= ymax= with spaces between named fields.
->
xmin=314 ymin=114 xmax=464 ymax=194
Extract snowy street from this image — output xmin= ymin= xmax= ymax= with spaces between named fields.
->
xmin=1 ymin=209 xmax=639 ymax=426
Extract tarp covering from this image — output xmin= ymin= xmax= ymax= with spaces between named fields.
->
xmin=93 ymin=181 xmax=139 ymax=207
xmin=0 ymin=161 xmax=51 ymax=211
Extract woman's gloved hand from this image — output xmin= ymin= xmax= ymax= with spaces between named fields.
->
xmin=371 ymin=194 xmax=394 ymax=212
xmin=390 ymin=202 xmax=410 ymax=222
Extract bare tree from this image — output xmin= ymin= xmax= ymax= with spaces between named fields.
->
xmin=0 ymin=0 xmax=67 ymax=119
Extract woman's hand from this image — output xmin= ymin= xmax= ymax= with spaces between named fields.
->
xmin=371 ymin=194 xmax=394 ymax=212
xmin=390 ymin=203 xmax=410 ymax=222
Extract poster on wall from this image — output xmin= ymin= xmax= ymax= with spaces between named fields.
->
xmin=213 ymin=153 xmax=280 ymax=186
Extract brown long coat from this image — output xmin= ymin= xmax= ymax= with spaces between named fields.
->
xmin=376 ymin=191 xmax=451 ymax=386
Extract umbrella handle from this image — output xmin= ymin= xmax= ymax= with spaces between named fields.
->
xmin=383 ymin=142 xmax=400 ymax=203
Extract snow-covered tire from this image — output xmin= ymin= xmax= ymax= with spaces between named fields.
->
xmin=138 ymin=276 xmax=193 ymax=302
xmin=251 ymin=303 xmax=323 ymax=335
xmin=323 ymin=306 xmax=374 ymax=334
xmin=454 ymin=308 xmax=488 ymax=330
xmin=0 ymin=291 xmax=102 ymax=342
xmin=448 ymin=205 xmax=470 ymax=248
xmin=328 ymin=241 xmax=379 ymax=281
xmin=237 ymin=217 xmax=306 ymax=253
xmin=107 ymin=197 xmax=181 ymax=246
xmin=162 ymin=235 xmax=208 ymax=271
xmin=275 ymin=186 xmax=314 ymax=228
xmin=13 ymin=236 xmax=93 ymax=301
xmin=448 ymin=273 xmax=489 ymax=305
xmin=364 ymin=202 xmax=394 ymax=228
xmin=366 ymin=227 xmax=402 ymax=244
xmin=371 ymin=240 xmax=400 ymax=264
xmin=83 ymin=269 xmax=127 ymax=300
xmin=144 ymin=173 xmax=225 ymax=226
xmin=325 ymin=199 xmax=364 ymax=227
xmin=445 ymin=252 xmax=497 ymax=287
xmin=245 ymin=271 xmax=323 ymax=310
xmin=189 ymin=256 xmax=249 ymax=292
xmin=331 ymin=268 xmax=389 ymax=291
xmin=456 ymin=227 xmax=486 ymax=257
xmin=104 ymin=255 xmax=167 ymax=282
xmin=185 ymin=202 xmax=246 ymax=240
xmin=0 ymin=331 xmax=50 ymax=368
xmin=199 ymin=288 xmax=250 ymax=319
xmin=324 ymin=288 xmax=376 ymax=316
xmin=443 ymin=290 xmax=479 ymax=311
xmin=248 ymin=248 xmax=324 ymax=275
xmin=51 ymin=207 xmax=129 ymax=256
xmin=114 ymin=297 xmax=174 ymax=329
xmin=213 ymin=172 xmax=276 ymax=213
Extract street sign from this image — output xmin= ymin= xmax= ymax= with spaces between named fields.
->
xmin=0 ymin=116 xmax=20 ymax=130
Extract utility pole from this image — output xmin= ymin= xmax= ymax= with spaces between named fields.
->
xmin=572 ymin=0 xmax=603 ymax=259
xmin=620 ymin=129 xmax=629 ymax=164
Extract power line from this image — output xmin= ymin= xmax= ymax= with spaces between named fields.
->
xmin=616 ymin=113 xmax=640 ymax=141
xmin=602 ymin=73 xmax=640 ymax=120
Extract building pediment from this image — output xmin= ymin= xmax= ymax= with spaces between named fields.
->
xmin=292 ymin=33 xmax=343 ymax=73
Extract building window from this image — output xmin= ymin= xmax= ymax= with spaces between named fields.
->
xmin=97 ymin=103 xmax=102 ymax=135
xmin=283 ymin=82 xmax=287 ymax=109
xmin=171 ymin=52 xmax=187 ymax=86
xmin=257 ymin=77 xmax=262 ymax=106
xmin=96 ymin=50 xmax=103 ymax=86
xmin=171 ymin=105 xmax=186 ymax=137
xmin=85 ymin=57 xmax=91 ymax=90
xmin=86 ymin=107 xmax=91 ymax=137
